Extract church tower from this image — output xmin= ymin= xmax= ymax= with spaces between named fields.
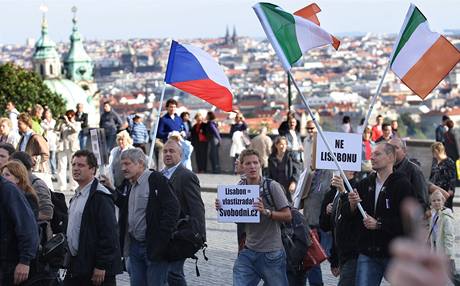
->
xmin=232 ymin=25 xmax=237 ymax=44
xmin=64 ymin=7 xmax=94 ymax=85
xmin=224 ymin=25 xmax=230 ymax=45
xmin=32 ymin=5 xmax=62 ymax=80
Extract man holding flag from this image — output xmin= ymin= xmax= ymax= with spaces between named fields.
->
xmin=148 ymin=40 xmax=234 ymax=168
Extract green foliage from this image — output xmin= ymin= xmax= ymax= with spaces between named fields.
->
xmin=400 ymin=113 xmax=417 ymax=136
xmin=396 ymin=117 xmax=408 ymax=137
xmin=399 ymin=113 xmax=427 ymax=139
xmin=0 ymin=63 xmax=66 ymax=117
xmin=320 ymin=116 xmax=337 ymax=132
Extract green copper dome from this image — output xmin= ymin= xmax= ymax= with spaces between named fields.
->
xmin=33 ymin=19 xmax=60 ymax=61
xmin=44 ymin=78 xmax=96 ymax=114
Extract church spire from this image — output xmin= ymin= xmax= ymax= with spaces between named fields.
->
xmin=225 ymin=25 xmax=230 ymax=45
xmin=40 ymin=4 xmax=48 ymax=32
xmin=33 ymin=4 xmax=61 ymax=79
xmin=232 ymin=25 xmax=237 ymax=44
xmin=64 ymin=6 xmax=94 ymax=82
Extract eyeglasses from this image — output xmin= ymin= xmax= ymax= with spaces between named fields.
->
xmin=306 ymin=128 xmax=315 ymax=131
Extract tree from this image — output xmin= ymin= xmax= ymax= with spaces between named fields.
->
xmin=400 ymin=113 xmax=427 ymax=139
xmin=0 ymin=63 xmax=66 ymax=117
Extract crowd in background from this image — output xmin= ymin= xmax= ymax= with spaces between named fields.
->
xmin=0 ymin=97 xmax=459 ymax=286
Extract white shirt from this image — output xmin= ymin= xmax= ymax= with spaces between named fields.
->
xmin=289 ymin=130 xmax=300 ymax=150
xmin=162 ymin=162 xmax=181 ymax=179
xmin=67 ymin=180 xmax=93 ymax=256
xmin=375 ymin=179 xmax=384 ymax=209
xmin=8 ymin=108 xmax=19 ymax=132
xmin=303 ymin=135 xmax=314 ymax=171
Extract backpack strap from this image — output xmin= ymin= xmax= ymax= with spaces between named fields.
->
xmin=32 ymin=177 xmax=41 ymax=185
xmin=427 ymin=213 xmax=439 ymax=243
xmin=262 ymin=178 xmax=275 ymax=209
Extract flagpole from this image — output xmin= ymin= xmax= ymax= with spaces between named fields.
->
xmin=361 ymin=62 xmax=391 ymax=133
xmin=288 ymin=71 xmax=366 ymax=218
xmin=147 ymin=84 xmax=166 ymax=169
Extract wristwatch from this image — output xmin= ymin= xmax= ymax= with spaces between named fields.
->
xmin=264 ymin=209 xmax=272 ymax=218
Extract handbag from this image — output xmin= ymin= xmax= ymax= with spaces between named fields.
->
xmin=298 ymin=170 xmax=328 ymax=271
xmin=303 ymin=228 xmax=328 ymax=271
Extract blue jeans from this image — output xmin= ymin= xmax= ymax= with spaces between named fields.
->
xmin=319 ymin=229 xmax=332 ymax=257
xmin=49 ymin=150 xmax=57 ymax=174
xmin=106 ymin=132 xmax=117 ymax=154
xmin=168 ymin=259 xmax=187 ymax=286
xmin=233 ymin=248 xmax=288 ymax=286
xmin=306 ymin=265 xmax=322 ymax=286
xmin=209 ymin=139 xmax=220 ymax=173
xmin=338 ymin=258 xmax=357 ymax=286
xmin=79 ymin=131 xmax=88 ymax=150
xmin=129 ymin=239 xmax=169 ymax=286
xmin=355 ymin=254 xmax=389 ymax=286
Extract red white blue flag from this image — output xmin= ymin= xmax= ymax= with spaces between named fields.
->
xmin=165 ymin=40 xmax=233 ymax=112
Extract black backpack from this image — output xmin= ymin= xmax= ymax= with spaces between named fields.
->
xmin=262 ymin=178 xmax=311 ymax=271
xmin=32 ymin=178 xmax=68 ymax=234
xmin=50 ymin=191 xmax=68 ymax=234
xmin=148 ymin=173 xmax=208 ymax=276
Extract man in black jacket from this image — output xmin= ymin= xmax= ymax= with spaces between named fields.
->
xmin=389 ymin=138 xmax=429 ymax=210
xmin=65 ymin=150 xmax=122 ymax=286
xmin=99 ymin=102 xmax=123 ymax=153
xmin=76 ymin=103 xmax=89 ymax=150
xmin=162 ymin=139 xmax=206 ymax=286
xmin=118 ymin=148 xmax=180 ymax=286
xmin=348 ymin=143 xmax=414 ymax=286
xmin=319 ymin=171 xmax=359 ymax=286
xmin=0 ymin=176 xmax=39 ymax=285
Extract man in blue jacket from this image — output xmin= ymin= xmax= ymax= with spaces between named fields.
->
xmin=155 ymin=98 xmax=185 ymax=170
xmin=157 ymin=99 xmax=184 ymax=143
xmin=0 ymin=176 xmax=39 ymax=285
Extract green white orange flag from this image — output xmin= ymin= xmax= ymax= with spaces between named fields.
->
xmin=253 ymin=2 xmax=340 ymax=71
xmin=390 ymin=4 xmax=460 ymax=99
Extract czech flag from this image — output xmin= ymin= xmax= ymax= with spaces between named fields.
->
xmin=165 ymin=40 xmax=233 ymax=112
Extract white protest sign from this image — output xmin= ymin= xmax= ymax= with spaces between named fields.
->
xmin=90 ymin=129 xmax=102 ymax=166
xmin=315 ymin=131 xmax=362 ymax=171
xmin=217 ymin=185 xmax=260 ymax=223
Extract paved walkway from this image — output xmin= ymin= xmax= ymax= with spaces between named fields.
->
xmin=61 ymin=174 xmax=459 ymax=285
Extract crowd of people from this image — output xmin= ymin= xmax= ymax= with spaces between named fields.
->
xmin=0 ymin=97 xmax=459 ymax=286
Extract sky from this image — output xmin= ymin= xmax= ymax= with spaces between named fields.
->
xmin=0 ymin=0 xmax=459 ymax=44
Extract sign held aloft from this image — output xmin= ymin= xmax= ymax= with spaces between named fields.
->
xmin=217 ymin=185 xmax=260 ymax=223
xmin=315 ymin=131 xmax=362 ymax=171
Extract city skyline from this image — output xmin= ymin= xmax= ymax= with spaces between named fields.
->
xmin=0 ymin=0 xmax=459 ymax=45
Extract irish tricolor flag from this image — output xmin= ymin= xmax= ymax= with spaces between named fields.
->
xmin=390 ymin=4 xmax=460 ymax=99
xmin=253 ymin=2 xmax=340 ymax=71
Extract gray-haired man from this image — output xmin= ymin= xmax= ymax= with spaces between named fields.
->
xmin=117 ymin=148 xmax=180 ymax=286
